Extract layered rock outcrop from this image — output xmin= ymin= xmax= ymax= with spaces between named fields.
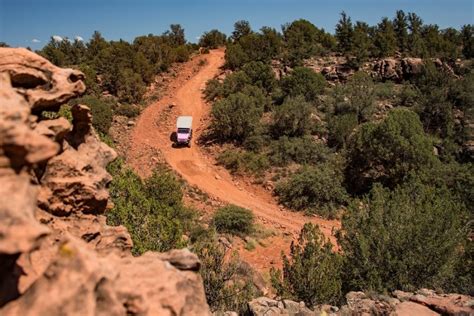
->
xmin=0 ymin=48 xmax=210 ymax=315
xmin=247 ymin=290 xmax=474 ymax=316
xmin=301 ymin=55 xmax=457 ymax=83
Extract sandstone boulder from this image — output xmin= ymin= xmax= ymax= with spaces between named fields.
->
xmin=37 ymin=104 xmax=116 ymax=216
xmin=248 ymin=297 xmax=313 ymax=315
xmin=0 ymin=48 xmax=211 ymax=315
xmin=0 ymin=48 xmax=85 ymax=112
xmin=2 ymin=236 xmax=210 ymax=316
xmin=0 ymin=72 xmax=59 ymax=171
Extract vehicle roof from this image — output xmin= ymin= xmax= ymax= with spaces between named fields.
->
xmin=177 ymin=116 xmax=193 ymax=128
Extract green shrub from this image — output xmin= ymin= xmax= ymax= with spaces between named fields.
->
xmin=192 ymin=234 xmax=259 ymax=314
xmin=282 ymin=19 xmax=335 ymax=66
xmin=374 ymin=81 xmax=396 ymax=100
xmin=271 ymin=223 xmax=343 ymax=306
xmin=280 ymin=67 xmax=326 ymax=103
xmin=327 ymin=113 xmax=358 ymax=149
xmin=217 ymin=149 xmax=269 ymax=175
xmin=212 ymin=204 xmax=255 ymax=236
xmin=396 ymin=84 xmax=420 ymax=107
xmin=114 ymin=103 xmax=140 ymax=118
xmin=144 ymin=165 xmax=184 ymax=208
xmin=204 ymin=78 xmax=222 ymax=101
xmin=275 ymin=161 xmax=348 ymax=218
xmin=338 ymin=177 xmax=468 ymax=293
xmin=242 ymin=131 xmax=269 ymax=152
xmin=199 ymin=29 xmax=227 ymax=48
xmin=41 ymin=104 xmax=73 ymax=122
xmin=224 ymin=43 xmax=249 ymax=70
xmin=269 ymin=136 xmax=332 ymax=166
xmin=220 ymin=71 xmax=251 ymax=98
xmin=77 ymin=63 xmax=101 ymax=96
xmin=174 ymin=45 xmax=190 ymax=62
xmin=106 ymin=160 xmax=192 ymax=254
xmin=116 ymin=68 xmax=147 ymax=104
xmin=210 ymin=92 xmax=264 ymax=143
xmin=272 ymin=96 xmax=314 ymax=137
xmin=58 ymin=104 xmax=73 ymax=122
xmin=241 ymin=61 xmax=276 ymax=94
xmin=333 ymin=71 xmax=376 ymax=124
xmin=345 ymin=108 xmax=437 ymax=194
xmin=70 ymin=95 xmax=113 ymax=135
xmin=240 ymin=85 xmax=271 ymax=111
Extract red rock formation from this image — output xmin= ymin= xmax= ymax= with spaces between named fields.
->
xmin=0 ymin=48 xmax=210 ymax=315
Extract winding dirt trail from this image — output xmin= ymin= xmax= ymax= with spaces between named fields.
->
xmin=128 ymin=49 xmax=339 ymax=270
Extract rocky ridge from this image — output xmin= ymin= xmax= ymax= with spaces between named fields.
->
xmin=0 ymin=48 xmax=210 ymax=315
xmin=302 ymin=55 xmax=458 ymax=83
xmin=247 ymin=289 xmax=473 ymax=316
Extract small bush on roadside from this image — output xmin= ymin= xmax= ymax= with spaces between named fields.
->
xmin=275 ymin=161 xmax=348 ymax=218
xmin=217 ymin=149 xmax=270 ymax=175
xmin=144 ymin=165 xmax=184 ymax=209
xmin=192 ymin=233 xmax=259 ymax=314
xmin=174 ymin=45 xmax=191 ymax=62
xmin=271 ymin=223 xmax=343 ymax=306
xmin=114 ymin=103 xmax=141 ymax=118
xmin=204 ymin=78 xmax=222 ymax=101
xmin=199 ymin=29 xmax=227 ymax=48
xmin=212 ymin=204 xmax=255 ymax=236
xmin=210 ymin=92 xmax=264 ymax=143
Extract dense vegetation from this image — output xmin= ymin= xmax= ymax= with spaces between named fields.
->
xmin=106 ymin=159 xmax=193 ymax=254
xmin=212 ymin=204 xmax=255 ymax=236
xmin=205 ymin=10 xmax=473 ymax=305
xmin=107 ymin=160 xmax=258 ymax=314
xmin=272 ymin=177 xmax=471 ymax=306
xmin=38 ymin=25 xmax=194 ymax=105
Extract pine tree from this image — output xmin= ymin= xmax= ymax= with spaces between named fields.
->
xmin=87 ymin=31 xmax=108 ymax=61
xmin=165 ymin=24 xmax=186 ymax=47
xmin=335 ymin=11 xmax=354 ymax=54
xmin=374 ymin=17 xmax=397 ymax=57
xmin=351 ymin=21 xmax=372 ymax=64
xmin=461 ymin=24 xmax=474 ymax=58
xmin=393 ymin=10 xmax=409 ymax=54
xmin=232 ymin=20 xmax=252 ymax=41
xmin=422 ymin=24 xmax=443 ymax=58
xmin=408 ymin=12 xmax=427 ymax=57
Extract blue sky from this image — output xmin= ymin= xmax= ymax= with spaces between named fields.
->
xmin=1 ymin=0 xmax=473 ymax=50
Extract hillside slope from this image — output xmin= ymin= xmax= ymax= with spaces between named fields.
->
xmin=127 ymin=49 xmax=340 ymax=271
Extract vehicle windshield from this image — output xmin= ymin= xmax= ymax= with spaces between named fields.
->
xmin=177 ymin=128 xmax=190 ymax=134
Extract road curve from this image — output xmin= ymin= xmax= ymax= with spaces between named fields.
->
xmin=128 ymin=49 xmax=339 ymax=239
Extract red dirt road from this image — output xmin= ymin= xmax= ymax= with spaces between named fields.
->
xmin=128 ymin=49 xmax=339 ymax=271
